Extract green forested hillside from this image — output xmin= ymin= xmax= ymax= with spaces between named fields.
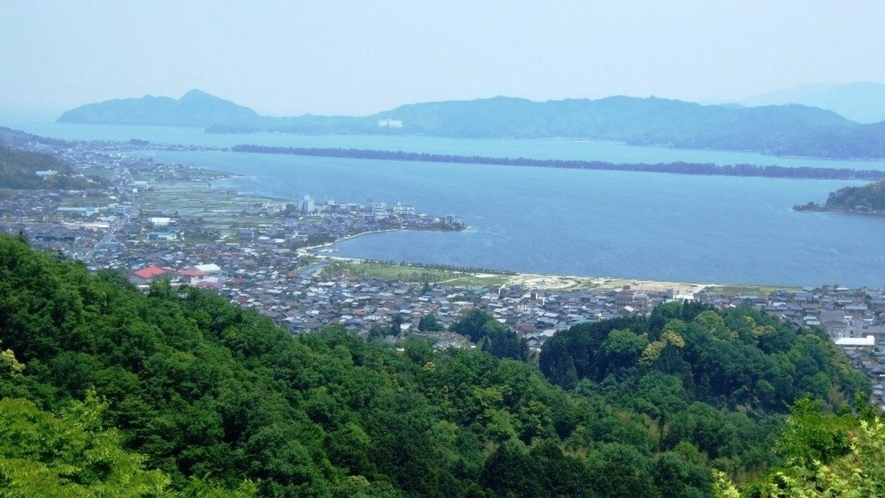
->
xmin=0 ymin=234 xmax=876 ymax=497
xmin=540 ymin=303 xmax=869 ymax=412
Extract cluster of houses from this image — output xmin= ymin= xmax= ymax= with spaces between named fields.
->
xmin=6 ymin=133 xmax=885 ymax=409
xmin=2 ymin=137 xmax=464 ymax=280
xmin=122 ymin=255 xmax=682 ymax=351
xmin=129 ymin=263 xmax=222 ymax=288
xmin=0 ymin=189 xmax=109 ymax=254
xmin=696 ymin=287 xmax=885 ymax=342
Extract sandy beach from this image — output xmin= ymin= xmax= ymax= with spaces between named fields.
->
xmin=503 ymin=273 xmax=711 ymax=295
xmin=305 ymin=243 xmax=714 ymax=296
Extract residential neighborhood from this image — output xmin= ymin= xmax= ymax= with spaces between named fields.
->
xmin=3 ymin=135 xmax=885 ymax=411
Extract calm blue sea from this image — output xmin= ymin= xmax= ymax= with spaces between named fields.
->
xmin=5 ymin=118 xmax=885 ymax=288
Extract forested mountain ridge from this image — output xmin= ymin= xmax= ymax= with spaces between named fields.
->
xmin=0 ymin=234 xmax=878 ymax=497
xmin=59 ymin=91 xmax=885 ymax=159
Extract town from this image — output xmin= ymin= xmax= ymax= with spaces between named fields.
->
xmin=3 ymin=134 xmax=885 ymax=410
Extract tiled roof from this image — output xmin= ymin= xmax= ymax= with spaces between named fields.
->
xmin=133 ymin=266 xmax=167 ymax=279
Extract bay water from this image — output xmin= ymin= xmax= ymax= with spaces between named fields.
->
xmin=5 ymin=119 xmax=885 ymax=288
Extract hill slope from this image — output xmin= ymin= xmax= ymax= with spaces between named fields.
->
xmin=0 ymin=125 xmax=66 ymax=149
xmin=0 ymin=234 xmax=873 ymax=497
xmin=0 ymin=146 xmax=92 ymax=190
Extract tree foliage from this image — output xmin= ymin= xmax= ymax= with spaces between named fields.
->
xmin=0 ymin=234 xmax=874 ymax=497
xmin=450 ymin=309 xmax=528 ymax=361
xmin=715 ymin=399 xmax=885 ymax=497
xmin=0 ymin=390 xmax=253 ymax=497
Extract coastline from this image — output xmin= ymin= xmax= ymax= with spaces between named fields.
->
xmin=303 ymin=240 xmax=717 ymax=295
xmin=794 ymin=206 xmax=885 ymax=218
xmin=163 ymin=155 xmax=809 ymax=295
xmin=295 ymin=228 xmax=407 ymax=256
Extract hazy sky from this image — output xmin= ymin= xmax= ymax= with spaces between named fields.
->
xmin=2 ymin=0 xmax=884 ymax=117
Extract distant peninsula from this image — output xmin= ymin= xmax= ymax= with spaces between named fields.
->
xmin=60 ymin=90 xmax=885 ymax=159
xmin=794 ymin=179 xmax=885 ymax=214
xmin=232 ymin=144 xmax=885 ymax=181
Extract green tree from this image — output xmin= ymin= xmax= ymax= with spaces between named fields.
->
xmin=418 ymin=313 xmax=443 ymax=332
xmin=0 ymin=339 xmax=24 ymax=377
xmin=717 ymin=399 xmax=885 ymax=497
xmin=0 ymin=392 xmax=256 ymax=498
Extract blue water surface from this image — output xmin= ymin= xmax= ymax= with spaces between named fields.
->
xmin=4 ymin=119 xmax=885 ymax=287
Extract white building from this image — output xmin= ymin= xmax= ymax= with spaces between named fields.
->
xmin=377 ymin=119 xmax=403 ymax=128
xmin=301 ymin=195 xmax=315 ymax=214
xmin=371 ymin=201 xmax=387 ymax=220
xmin=835 ymin=335 xmax=876 ymax=348
xmin=392 ymin=202 xmax=416 ymax=215
xmin=149 ymin=217 xmax=173 ymax=226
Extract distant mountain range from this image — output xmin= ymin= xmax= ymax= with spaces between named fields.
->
xmin=59 ymin=89 xmax=885 ymax=159
xmin=58 ymin=89 xmax=261 ymax=127
xmin=738 ymin=82 xmax=885 ymax=124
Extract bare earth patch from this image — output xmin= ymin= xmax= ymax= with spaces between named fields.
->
xmin=507 ymin=273 xmax=711 ymax=296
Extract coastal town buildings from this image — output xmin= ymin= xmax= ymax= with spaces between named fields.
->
xmin=3 ymin=135 xmax=885 ymax=410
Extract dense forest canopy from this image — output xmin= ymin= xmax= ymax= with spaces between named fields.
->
xmin=0 ymin=234 xmax=880 ymax=497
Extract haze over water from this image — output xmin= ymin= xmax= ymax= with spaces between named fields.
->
xmin=8 ymin=120 xmax=885 ymax=288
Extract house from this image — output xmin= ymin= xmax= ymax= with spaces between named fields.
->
xmin=177 ymin=268 xmax=206 ymax=284
xmin=615 ymin=287 xmax=634 ymax=307
xmin=194 ymin=263 xmax=222 ymax=276
xmin=129 ymin=265 xmax=169 ymax=285
xmin=835 ymin=335 xmax=875 ymax=348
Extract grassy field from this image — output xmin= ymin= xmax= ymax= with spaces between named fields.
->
xmin=138 ymin=181 xmax=281 ymax=228
xmin=702 ymin=284 xmax=802 ymax=296
xmin=321 ymin=260 xmax=509 ymax=286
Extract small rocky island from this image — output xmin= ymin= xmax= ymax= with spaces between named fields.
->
xmin=794 ymin=179 xmax=885 ymax=214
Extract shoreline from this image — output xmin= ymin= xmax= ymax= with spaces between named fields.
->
xmin=295 ymin=228 xmax=407 ymax=256
xmin=159 ymin=155 xmax=825 ymax=295
xmin=302 ymin=242 xmax=723 ymax=295
xmin=297 ymin=232 xmax=802 ymax=296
